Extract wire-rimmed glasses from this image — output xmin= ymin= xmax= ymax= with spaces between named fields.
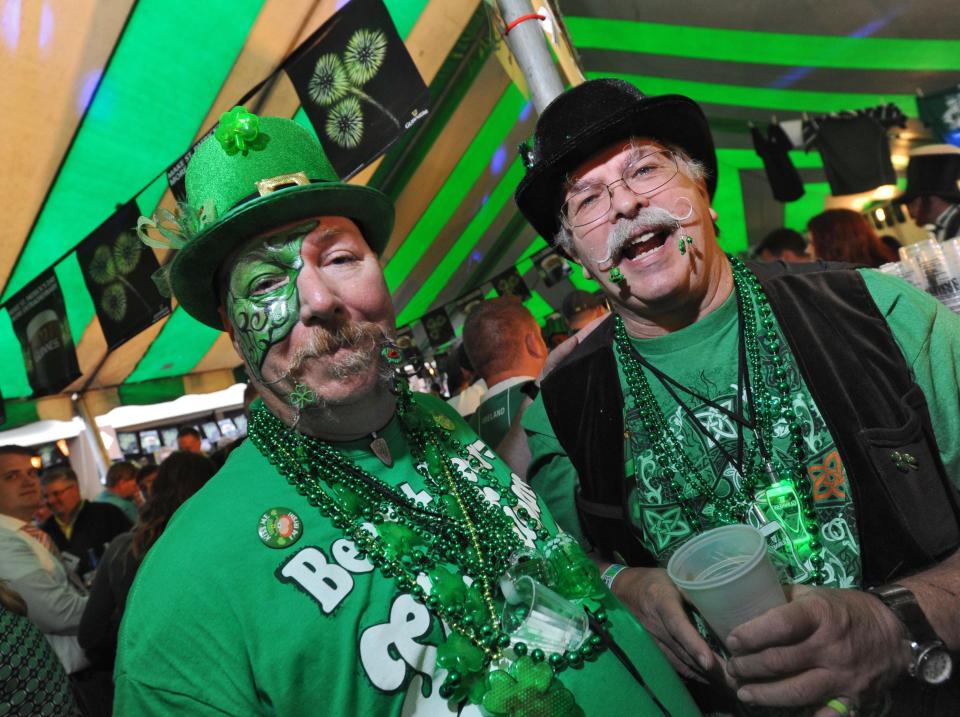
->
xmin=561 ymin=150 xmax=679 ymax=229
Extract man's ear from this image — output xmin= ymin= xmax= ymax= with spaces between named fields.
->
xmin=525 ymin=329 xmax=546 ymax=359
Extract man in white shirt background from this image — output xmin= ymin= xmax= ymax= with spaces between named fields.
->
xmin=0 ymin=445 xmax=88 ymax=675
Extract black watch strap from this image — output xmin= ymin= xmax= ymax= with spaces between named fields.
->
xmin=868 ymin=584 xmax=940 ymax=644
xmin=520 ymin=381 xmax=540 ymax=401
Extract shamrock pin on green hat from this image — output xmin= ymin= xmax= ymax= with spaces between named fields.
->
xmin=163 ymin=106 xmax=394 ymax=329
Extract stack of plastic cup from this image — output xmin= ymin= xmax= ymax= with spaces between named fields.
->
xmin=877 ymin=260 xmax=927 ymax=290
xmin=900 ymin=239 xmax=960 ymax=314
xmin=941 ymin=238 xmax=960 ymax=278
xmin=666 ymin=525 xmax=786 ymax=643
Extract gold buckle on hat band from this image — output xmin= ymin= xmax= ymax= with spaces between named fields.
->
xmin=256 ymin=171 xmax=310 ymax=197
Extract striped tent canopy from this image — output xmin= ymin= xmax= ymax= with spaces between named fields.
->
xmin=3 ymin=0 xmax=959 ymax=428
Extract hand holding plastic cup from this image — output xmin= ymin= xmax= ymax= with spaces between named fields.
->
xmin=666 ymin=524 xmax=786 ymax=643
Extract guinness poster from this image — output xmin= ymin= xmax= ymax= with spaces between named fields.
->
xmin=8 ymin=270 xmax=81 ymax=396
xmin=532 ymin=247 xmax=571 ymax=288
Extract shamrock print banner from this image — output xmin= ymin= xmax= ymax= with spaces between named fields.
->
xmin=285 ymin=0 xmax=430 ymax=178
xmin=76 ymin=201 xmax=171 ymax=350
xmin=492 ymin=266 xmax=531 ymax=301
xmin=421 ymin=307 xmax=455 ymax=349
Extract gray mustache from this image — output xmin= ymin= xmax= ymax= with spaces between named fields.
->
xmin=288 ymin=322 xmax=384 ymax=376
xmin=596 ymin=205 xmax=692 ymax=268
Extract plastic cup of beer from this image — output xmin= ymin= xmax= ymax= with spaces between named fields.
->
xmin=666 ymin=524 xmax=786 ymax=643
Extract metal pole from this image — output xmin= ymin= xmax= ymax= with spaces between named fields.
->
xmin=74 ymin=394 xmax=110 ymax=480
xmin=496 ymin=0 xmax=565 ymax=114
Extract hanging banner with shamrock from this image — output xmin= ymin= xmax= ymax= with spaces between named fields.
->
xmin=491 ymin=266 xmax=531 ymax=301
xmin=284 ymin=0 xmax=430 ymax=178
xmin=421 ymin=307 xmax=455 ymax=349
xmin=76 ymin=201 xmax=171 ymax=350
xmin=7 ymin=270 xmax=81 ymax=397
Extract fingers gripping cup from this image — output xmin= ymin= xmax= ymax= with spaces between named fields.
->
xmin=666 ymin=524 xmax=786 ymax=643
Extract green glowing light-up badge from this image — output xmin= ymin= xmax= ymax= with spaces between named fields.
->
xmin=761 ymin=480 xmax=813 ymax=561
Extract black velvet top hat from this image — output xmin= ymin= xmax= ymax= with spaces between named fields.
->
xmin=514 ymin=78 xmax=717 ymax=243
xmin=898 ymin=144 xmax=960 ymax=205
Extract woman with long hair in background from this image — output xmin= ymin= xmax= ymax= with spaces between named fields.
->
xmin=807 ymin=208 xmax=899 ymax=267
xmin=78 ymin=452 xmax=216 ymax=671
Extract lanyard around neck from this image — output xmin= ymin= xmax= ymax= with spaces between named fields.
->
xmin=620 ymin=284 xmax=775 ymax=481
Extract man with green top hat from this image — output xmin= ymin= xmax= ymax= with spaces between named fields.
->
xmin=113 ymin=106 xmax=699 ymax=716
xmin=511 ymin=79 xmax=960 ymax=715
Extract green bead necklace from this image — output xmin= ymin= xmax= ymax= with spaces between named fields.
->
xmin=248 ymin=355 xmax=616 ymax=713
xmin=613 ymin=257 xmax=825 ymax=583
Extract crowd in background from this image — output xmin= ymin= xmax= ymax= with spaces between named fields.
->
xmin=0 ymin=441 xmax=218 ymax=714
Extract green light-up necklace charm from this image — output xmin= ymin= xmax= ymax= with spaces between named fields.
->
xmin=753 ymin=462 xmax=815 ymax=565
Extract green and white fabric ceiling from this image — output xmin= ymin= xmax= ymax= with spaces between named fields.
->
xmin=2 ymin=0 xmax=959 ymax=427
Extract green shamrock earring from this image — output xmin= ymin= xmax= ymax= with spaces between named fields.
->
xmin=609 ymin=267 xmax=624 ymax=283
xmin=678 ymin=235 xmax=694 ymax=255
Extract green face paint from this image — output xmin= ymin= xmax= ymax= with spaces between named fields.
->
xmin=225 ymin=222 xmax=318 ymax=380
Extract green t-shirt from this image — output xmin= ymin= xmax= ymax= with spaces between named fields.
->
xmin=471 ymin=380 xmax=535 ymax=448
xmin=523 ymin=269 xmax=960 ymax=587
xmin=114 ymin=394 xmax=699 ymax=716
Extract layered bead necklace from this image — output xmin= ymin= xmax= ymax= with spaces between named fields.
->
xmin=247 ymin=355 xmax=640 ymax=715
xmin=613 ymin=257 xmax=825 ymax=583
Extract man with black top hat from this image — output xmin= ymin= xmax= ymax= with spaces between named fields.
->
xmin=113 ymin=106 xmax=699 ymax=716
xmin=513 ymin=78 xmax=960 ymax=715
xmin=900 ymin=144 xmax=960 ymax=241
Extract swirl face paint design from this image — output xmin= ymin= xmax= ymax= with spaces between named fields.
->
xmin=225 ymin=222 xmax=319 ymax=381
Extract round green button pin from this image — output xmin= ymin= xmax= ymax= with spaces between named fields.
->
xmin=258 ymin=507 xmax=303 ymax=548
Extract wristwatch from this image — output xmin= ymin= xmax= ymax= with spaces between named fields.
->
xmin=867 ymin=583 xmax=954 ymax=686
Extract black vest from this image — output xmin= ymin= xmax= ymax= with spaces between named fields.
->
xmin=541 ymin=261 xmax=960 ymax=586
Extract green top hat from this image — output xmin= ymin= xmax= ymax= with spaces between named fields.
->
xmin=168 ymin=106 xmax=394 ymax=329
